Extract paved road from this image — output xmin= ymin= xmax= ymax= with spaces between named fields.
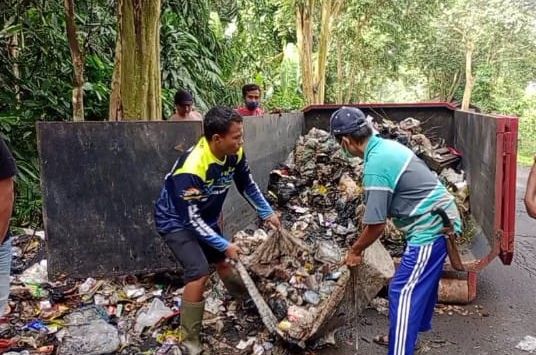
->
xmin=323 ymin=166 xmax=536 ymax=355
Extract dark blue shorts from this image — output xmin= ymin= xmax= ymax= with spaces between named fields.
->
xmin=161 ymin=229 xmax=227 ymax=283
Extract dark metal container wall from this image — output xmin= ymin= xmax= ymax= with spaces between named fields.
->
xmin=38 ymin=121 xmax=202 ymax=279
xmin=37 ymin=104 xmax=517 ymax=289
xmin=222 ymin=113 xmax=304 ymax=235
xmin=37 ymin=115 xmax=304 ymax=280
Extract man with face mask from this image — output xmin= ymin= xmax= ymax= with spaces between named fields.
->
xmin=330 ymin=107 xmax=461 ymax=355
xmin=236 ymin=84 xmax=264 ymax=116
xmin=155 ymin=106 xmax=280 ymax=354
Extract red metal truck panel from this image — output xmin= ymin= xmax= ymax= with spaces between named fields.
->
xmin=499 ymin=117 xmax=518 ymax=264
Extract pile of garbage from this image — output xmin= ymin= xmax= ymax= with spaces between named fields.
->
xmin=6 ymin=229 xmax=278 ymax=355
xmin=373 ymin=117 xmax=472 ymax=238
xmin=264 ymin=117 xmax=472 ymax=259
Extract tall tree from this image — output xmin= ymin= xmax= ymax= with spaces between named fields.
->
xmin=295 ymin=0 xmax=314 ymax=105
xmin=313 ymin=0 xmax=342 ymax=103
xmin=414 ymin=0 xmax=536 ymax=110
xmin=294 ymin=0 xmax=342 ymax=104
xmin=109 ymin=0 xmax=162 ymax=121
xmin=64 ymin=0 xmax=85 ymax=121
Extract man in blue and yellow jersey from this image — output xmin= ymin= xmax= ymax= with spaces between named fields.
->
xmin=330 ymin=107 xmax=461 ymax=355
xmin=155 ymin=106 xmax=280 ymax=354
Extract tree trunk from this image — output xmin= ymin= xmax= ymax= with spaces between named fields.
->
xmin=461 ymin=41 xmax=475 ymax=111
xmin=344 ymin=63 xmax=358 ymax=104
xmin=447 ymin=71 xmax=461 ymax=103
xmin=336 ymin=37 xmax=343 ymax=103
xmin=64 ymin=0 xmax=85 ymax=121
xmin=313 ymin=0 xmax=342 ymax=104
xmin=109 ymin=0 xmax=162 ymax=121
xmin=8 ymin=33 xmax=20 ymax=104
xmin=296 ymin=1 xmax=315 ymax=106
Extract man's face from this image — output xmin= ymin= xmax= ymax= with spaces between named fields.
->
xmin=245 ymin=89 xmax=261 ymax=109
xmin=177 ymin=102 xmax=192 ymax=116
xmin=213 ymin=121 xmax=244 ymax=155
xmin=340 ymin=136 xmax=365 ymax=159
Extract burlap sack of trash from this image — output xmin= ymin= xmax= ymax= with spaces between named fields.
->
xmin=235 ymin=228 xmax=393 ymax=348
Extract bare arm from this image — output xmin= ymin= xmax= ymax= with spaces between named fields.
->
xmin=351 ymin=223 xmax=386 ymax=255
xmin=0 ymin=177 xmax=14 ymax=243
xmin=525 ymin=156 xmax=536 ymax=219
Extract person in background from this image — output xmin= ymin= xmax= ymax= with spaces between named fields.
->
xmin=525 ymin=154 xmax=536 ymax=218
xmin=235 ymin=83 xmax=264 ymax=116
xmin=154 ymin=106 xmax=280 ymax=354
xmin=0 ymin=138 xmax=15 ymax=321
xmin=170 ymin=89 xmax=203 ymax=121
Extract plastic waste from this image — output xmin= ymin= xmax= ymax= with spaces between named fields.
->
xmin=236 ymin=337 xmax=256 ymax=350
xmin=57 ymin=319 xmax=120 ymax=355
xmin=27 ymin=284 xmax=49 ymax=299
xmin=79 ymin=278 xmax=97 ymax=294
xmin=57 ymin=306 xmax=120 ymax=355
xmin=516 ymin=335 xmax=536 ymax=352
xmin=19 ymin=260 xmax=48 ymax=285
xmin=39 ymin=300 xmax=52 ymax=312
xmin=253 ymin=343 xmax=265 ymax=355
xmin=23 ymin=319 xmax=48 ymax=332
xmin=314 ymin=241 xmax=342 ymax=264
xmin=134 ymin=298 xmax=173 ymax=334
xmin=205 ymin=296 xmax=223 ymax=315
xmin=303 ymin=290 xmax=321 ymax=306
xmin=156 ymin=340 xmax=183 ymax=355
xmin=123 ymin=285 xmax=146 ymax=299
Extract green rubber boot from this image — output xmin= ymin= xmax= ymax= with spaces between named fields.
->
xmin=180 ymin=300 xmax=205 ymax=355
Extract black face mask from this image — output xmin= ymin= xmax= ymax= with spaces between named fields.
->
xmin=246 ymin=101 xmax=259 ymax=110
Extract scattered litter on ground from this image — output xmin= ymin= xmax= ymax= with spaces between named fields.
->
xmin=369 ymin=297 xmax=389 ymax=316
xmin=516 ymin=335 xmax=536 ymax=353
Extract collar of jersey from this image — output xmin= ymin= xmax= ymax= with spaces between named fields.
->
xmin=364 ymin=134 xmax=381 ymax=164
xmin=199 ymin=137 xmax=226 ymax=166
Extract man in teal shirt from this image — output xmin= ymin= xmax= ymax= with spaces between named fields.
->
xmin=330 ymin=107 xmax=461 ymax=355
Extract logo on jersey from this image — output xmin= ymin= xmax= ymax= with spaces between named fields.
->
xmin=182 ymin=187 xmax=204 ymax=200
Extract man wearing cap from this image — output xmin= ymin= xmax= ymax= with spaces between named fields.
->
xmin=170 ymin=89 xmax=203 ymax=121
xmin=330 ymin=107 xmax=461 ymax=355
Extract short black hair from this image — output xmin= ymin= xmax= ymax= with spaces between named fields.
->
xmin=174 ymin=89 xmax=193 ymax=106
xmin=334 ymin=125 xmax=373 ymax=145
xmin=242 ymin=83 xmax=261 ymax=98
xmin=204 ymin=106 xmax=243 ymax=140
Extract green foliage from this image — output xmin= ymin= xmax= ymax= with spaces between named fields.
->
xmin=263 ymin=44 xmax=305 ymax=111
xmin=0 ymin=0 xmax=116 ymax=227
xmin=161 ymin=0 xmax=227 ymax=115
xmin=0 ymin=0 xmax=535 ymax=228
xmin=517 ymin=92 xmax=536 ymax=165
